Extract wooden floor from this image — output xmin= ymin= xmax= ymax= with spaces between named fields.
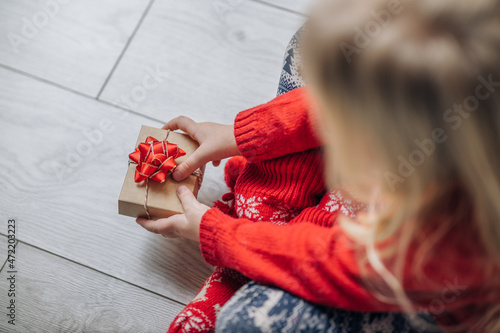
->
xmin=0 ymin=0 xmax=308 ymax=331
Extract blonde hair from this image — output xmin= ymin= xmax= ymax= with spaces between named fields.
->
xmin=302 ymin=0 xmax=500 ymax=331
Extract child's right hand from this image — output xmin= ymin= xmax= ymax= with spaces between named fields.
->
xmin=163 ymin=116 xmax=241 ymax=181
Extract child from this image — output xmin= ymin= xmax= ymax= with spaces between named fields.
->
xmin=165 ymin=28 xmax=337 ymax=333
xmin=137 ymin=0 xmax=500 ymax=331
xmin=164 ymin=27 xmax=393 ymax=333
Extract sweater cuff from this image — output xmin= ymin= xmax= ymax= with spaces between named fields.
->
xmin=233 ymin=106 xmax=265 ymax=161
xmin=199 ymin=207 xmax=227 ymax=266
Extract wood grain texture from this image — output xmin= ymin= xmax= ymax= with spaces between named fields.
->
xmin=0 ymin=0 xmax=149 ymax=96
xmin=99 ymin=0 xmax=305 ymax=124
xmin=0 ymin=243 xmax=184 ymax=332
xmin=0 ymin=67 xmax=217 ymax=305
xmin=0 ymin=1 xmax=307 ymax=328
xmin=257 ymin=0 xmax=312 ymax=14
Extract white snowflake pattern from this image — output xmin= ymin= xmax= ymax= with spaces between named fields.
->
xmin=190 ymin=271 xmax=223 ymax=304
xmin=235 ymin=194 xmax=267 ymax=220
xmin=173 ymin=308 xmax=212 ymax=331
xmin=322 ymin=188 xmax=365 ymax=218
xmin=214 ymin=303 xmax=222 ymax=317
xmin=269 ymin=205 xmax=299 ymax=224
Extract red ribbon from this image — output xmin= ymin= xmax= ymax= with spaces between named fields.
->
xmin=129 ymin=136 xmax=186 ymax=183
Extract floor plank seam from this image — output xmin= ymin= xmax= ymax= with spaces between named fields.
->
xmin=3 ymin=237 xmax=188 ymax=307
xmin=0 ymin=62 xmax=96 ymax=103
xmin=96 ymin=0 xmax=156 ymax=99
xmin=249 ymin=0 xmax=306 ymax=17
xmin=0 ymin=62 xmax=167 ymax=124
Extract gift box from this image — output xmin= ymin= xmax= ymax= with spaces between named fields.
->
xmin=118 ymin=125 xmax=203 ymax=219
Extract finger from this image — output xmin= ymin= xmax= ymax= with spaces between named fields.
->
xmin=173 ymin=149 xmax=207 ymax=181
xmin=212 ymin=160 xmax=221 ymax=167
xmin=176 ymin=185 xmax=198 ymax=210
xmin=136 ymin=215 xmax=185 ymax=237
xmin=162 ymin=116 xmax=198 ymax=139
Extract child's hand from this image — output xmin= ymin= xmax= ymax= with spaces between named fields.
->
xmin=136 ymin=186 xmax=210 ymax=242
xmin=163 ymin=116 xmax=241 ymax=181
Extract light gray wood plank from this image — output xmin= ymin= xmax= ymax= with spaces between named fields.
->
xmin=0 ymin=67 xmax=217 ymax=305
xmin=0 ymin=243 xmax=184 ymax=333
xmin=0 ymin=0 xmax=149 ymax=96
xmin=100 ymin=0 xmax=305 ymax=124
xmin=256 ymin=0 xmax=312 ymax=14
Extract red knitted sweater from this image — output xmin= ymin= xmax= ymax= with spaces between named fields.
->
xmin=198 ymin=87 xmax=499 ymax=332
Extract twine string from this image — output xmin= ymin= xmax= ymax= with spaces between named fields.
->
xmin=144 ymin=178 xmax=151 ymax=219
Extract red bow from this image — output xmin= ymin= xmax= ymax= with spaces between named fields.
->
xmin=129 ymin=136 xmax=186 ymax=183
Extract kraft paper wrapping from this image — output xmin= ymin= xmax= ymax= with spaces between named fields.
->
xmin=118 ymin=125 xmax=203 ymax=219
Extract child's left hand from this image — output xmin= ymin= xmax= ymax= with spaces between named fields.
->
xmin=136 ymin=186 xmax=210 ymax=242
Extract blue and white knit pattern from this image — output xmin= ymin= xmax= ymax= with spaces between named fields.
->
xmin=277 ymin=28 xmax=306 ymax=97
xmin=216 ymin=281 xmax=438 ymax=333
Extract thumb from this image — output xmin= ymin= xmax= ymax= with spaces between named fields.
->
xmin=173 ymin=149 xmax=205 ymax=181
xmin=176 ymin=185 xmax=197 ymax=210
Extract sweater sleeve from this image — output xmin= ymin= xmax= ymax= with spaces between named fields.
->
xmin=198 ymin=207 xmax=401 ymax=312
xmin=234 ymin=87 xmax=322 ymax=163
xmin=199 ymin=206 xmax=491 ymax=319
